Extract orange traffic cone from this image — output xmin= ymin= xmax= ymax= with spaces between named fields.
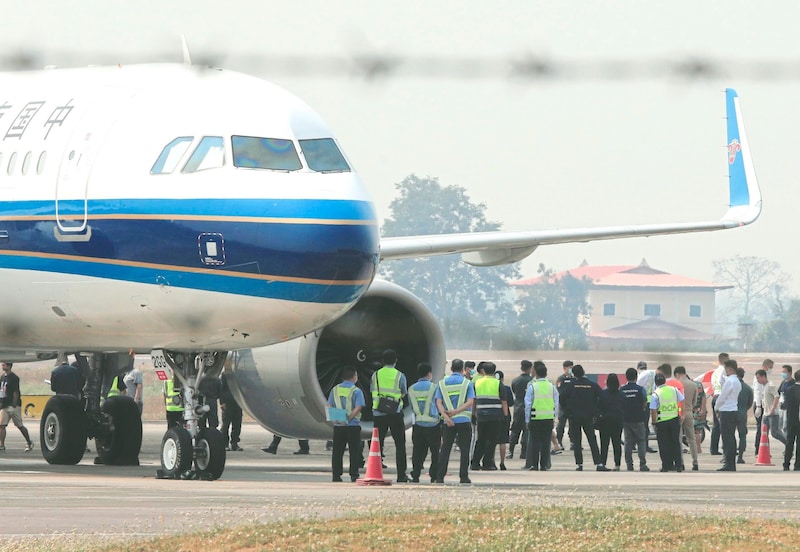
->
xmin=755 ymin=422 xmax=774 ymax=466
xmin=356 ymin=427 xmax=391 ymax=486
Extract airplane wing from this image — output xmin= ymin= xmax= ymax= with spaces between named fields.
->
xmin=379 ymin=88 xmax=761 ymax=267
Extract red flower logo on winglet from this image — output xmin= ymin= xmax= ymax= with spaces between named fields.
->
xmin=728 ymin=139 xmax=741 ymax=165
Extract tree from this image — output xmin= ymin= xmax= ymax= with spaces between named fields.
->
xmin=515 ymin=264 xmax=591 ymax=350
xmin=712 ymin=255 xmax=790 ymax=323
xmin=379 ymin=175 xmax=520 ymax=347
xmin=752 ymin=299 xmax=800 ymax=352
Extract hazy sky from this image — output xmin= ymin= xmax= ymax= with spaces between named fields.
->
xmin=4 ymin=1 xmax=800 ymax=294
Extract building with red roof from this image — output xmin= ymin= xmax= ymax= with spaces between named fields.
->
xmin=510 ymin=259 xmax=733 ymax=348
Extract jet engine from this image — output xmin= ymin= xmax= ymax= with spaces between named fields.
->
xmin=225 ymin=279 xmax=447 ymax=439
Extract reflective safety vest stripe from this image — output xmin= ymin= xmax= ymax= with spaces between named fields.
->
xmin=655 ymin=385 xmax=679 ymax=422
xmin=408 ymin=383 xmax=438 ymax=424
xmin=529 ymin=379 xmax=556 ymax=420
xmin=165 ymin=380 xmax=182 ymax=412
xmin=334 ymin=384 xmax=361 ymax=421
xmin=438 ymin=379 xmax=471 ymax=422
xmin=474 ymin=377 xmax=503 ymax=417
xmin=107 ymin=376 xmax=121 ymax=397
xmin=372 ymin=367 xmax=402 ymax=410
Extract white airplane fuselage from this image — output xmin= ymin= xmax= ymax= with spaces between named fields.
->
xmin=0 ymin=64 xmax=379 ymax=352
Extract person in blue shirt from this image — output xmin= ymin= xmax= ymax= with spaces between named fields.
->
xmin=328 ymin=366 xmax=365 ymax=482
xmin=433 ymin=359 xmax=476 ymax=484
xmin=408 ymin=363 xmax=441 ymax=483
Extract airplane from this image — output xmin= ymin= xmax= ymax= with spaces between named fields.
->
xmin=0 ymin=61 xmax=760 ymax=480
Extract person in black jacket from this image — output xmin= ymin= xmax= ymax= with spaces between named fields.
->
xmin=598 ymin=373 xmax=625 ymax=471
xmin=560 ymin=364 xmax=607 ymax=471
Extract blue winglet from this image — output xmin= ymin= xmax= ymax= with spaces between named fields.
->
xmin=726 ymin=88 xmax=749 ymax=208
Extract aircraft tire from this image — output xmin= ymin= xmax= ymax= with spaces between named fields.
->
xmin=40 ymin=395 xmax=88 ymax=465
xmin=195 ymin=427 xmax=226 ymax=480
xmin=160 ymin=426 xmax=193 ymax=478
xmin=96 ymin=396 xmax=143 ymax=464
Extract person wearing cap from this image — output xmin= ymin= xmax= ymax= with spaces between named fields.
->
xmin=408 ymin=362 xmax=440 ymax=483
xmin=650 ymin=372 xmax=684 ymax=472
xmin=508 ymin=360 xmax=533 ymax=461
xmin=560 ymin=364 xmax=606 ymax=471
xmin=434 ymin=358 xmax=476 ymax=484
xmin=714 ymin=359 xmax=741 ymax=471
xmin=328 ymin=366 xmax=364 ymax=482
xmin=554 ymin=360 xmax=573 ymax=452
xmin=636 ymin=361 xmax=657 ymax=453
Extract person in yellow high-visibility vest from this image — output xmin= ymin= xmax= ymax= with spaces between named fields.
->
xmin=434 ymin=359 xmax=476 ymax=484
xmin=327 ymin=366 xmax=365 ymax=482
xmin=650 ymin=372 xmax=684 ymax=472
xmin=408 ymin=362 xmax=440 ymax=483
xmin=471 ymin=362 xmax=508 ymax=471
xmin=370 ymin=349 xmax=408 ymax=482
xmin=164 ymin=379 xmax=183 ymax=428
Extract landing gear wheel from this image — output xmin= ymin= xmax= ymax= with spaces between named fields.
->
xmin=195 ymin=428 xmax=226 ymax=480
xmin=40 ymin=395 xmax=88 ymax=465
xmin=95 ymin=396 xmax=143 ymax=465
xmin=160 ymin=426 xmax=193 ymax=477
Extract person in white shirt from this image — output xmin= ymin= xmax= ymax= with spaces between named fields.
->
xmin=753 ymin=359 xmax=774 ymax=455
xmin=709 ymin=352 xmax=730 ymax=456
xmin=715 ymin=359 xmax=742 ymax=471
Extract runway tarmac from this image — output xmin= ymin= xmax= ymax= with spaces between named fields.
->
xmin=1 ymin=420 xmax=799 ymax=549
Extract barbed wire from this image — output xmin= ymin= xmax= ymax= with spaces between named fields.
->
xmin=2 ymin=50 xmax=800 ymax=81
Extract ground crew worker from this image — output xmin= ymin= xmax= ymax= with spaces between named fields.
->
xmin=164 ymin=379 xmax=183 ymax=428
xmin=650 ymin=372 xmax=684 ymax=472
xmin=408 ymin=362 xmax=440 ymax=483
xmin=328 ymin=366 xmax=364 ymax=482
xmin=105 ymin=372 xmax=126 ymax=398
xmin=471 ymin=362 xmax=507 ymax=471
xmin=524 ymin=362 xmax=558 ymax=471
xmin=50 ymin=361 xmax=83 ymax=398
xmin=370 ymin=349 xmax=408 ymax=482
xmin=434 ymin=359 xmax=476 ymax=484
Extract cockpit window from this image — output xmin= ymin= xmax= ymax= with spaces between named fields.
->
xmin=231 ymin=136 xmax=302 ymax=171
xmin=182 ymin=136 xmax=225 ymax=173
xmin=299 ymin=138 xmax=350 ymax=172
xmin=151 ymin=137 xmax=193 ymax=174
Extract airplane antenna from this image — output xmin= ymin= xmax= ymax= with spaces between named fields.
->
xmin=181 ymin=35 xmax=192 ymax=65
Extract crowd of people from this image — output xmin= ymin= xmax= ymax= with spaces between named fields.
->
xmin=325 ymin=350 xmax=800 ymax=482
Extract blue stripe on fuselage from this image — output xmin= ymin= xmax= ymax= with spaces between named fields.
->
xmin=0 ymin=198 xmax=379 ymax=304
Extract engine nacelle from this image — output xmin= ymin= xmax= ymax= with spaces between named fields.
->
xmin=225 ymin=279 xmax=446 ymax=439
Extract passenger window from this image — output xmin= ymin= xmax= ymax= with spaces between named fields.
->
xmin=7 ymin=152 xmax=17 ymax=175
xmin=231 ymin=136 xmax=302 ymax=171
xmin=183 ymin=136 xmax=225 ymax=173
xmin=21 ymin=152 xmax=32 ymax=175
xmin=299 ymin=138 xmax=350 ymax=172
xmin=151 ymin=137 xmax=193 ymax=174
xmin=37 ymin=152 xmax=47 ymax=175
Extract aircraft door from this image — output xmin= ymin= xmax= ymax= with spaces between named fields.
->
xmin=55 ymin=91 xmax=133 ymax=235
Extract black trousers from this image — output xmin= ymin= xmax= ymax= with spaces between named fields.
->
xmin=719 ymin=410 xmax=738 ymax=469
xmin=528 ymin=419 xmax=554 ymax=470
xmin=655 ymin=417 xmax=682 ymax=470
xmin=221 ymin=403 xmax=242 ymax=446
xmin=599 ymin=419 xmax=623 ymax=468
xmin=784 ymin=424 xmax=800 ymax=469
xmin=736 ymin=412 xmax=748 ymax=457
xmin=332 ymin=425 xmax=362 ymax=480
xmin=474 ymin=419 xmax=503 ymax=468
xmin=754 ymin=409 xmax=763 ymax=453
xmin=374 ymin=412 xmax=407 ymax=476
xmin=556 ymin=414 xmax=568 ymax=446
xmin=710 ymin=396 xmax=721 ymax=454
xmin=509 ymin=408 xmax=528 ymax=457
xmin=437 ymin=422 xmax=472 ymax=481
xmin=569 ymin=417 xmax=601 ymax=466
xmin=411 ymin=424 xmax=441 ymax=481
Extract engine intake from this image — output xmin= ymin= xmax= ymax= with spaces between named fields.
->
xmin=226 ymin=279 xmax=446 ymax=439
